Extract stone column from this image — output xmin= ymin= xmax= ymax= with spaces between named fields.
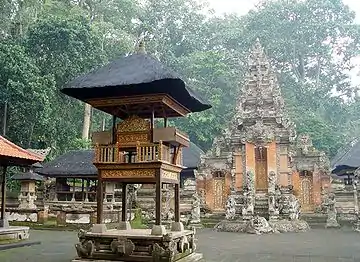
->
xmin=71 ymin=178 xmax=76 ymax=202
xmin=353 ymin=174 xmax=360 ymax=232
xmin=84 ymin=179 xmax=89 ymax=202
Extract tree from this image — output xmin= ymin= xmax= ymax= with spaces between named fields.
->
xmin=0 ymin=41 xmax=55 ymax=148
xmin=205 ymin=0 xmax=360 ymax=156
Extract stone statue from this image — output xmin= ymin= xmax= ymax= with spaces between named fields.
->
xmin=324 ymin=193 xmax=340 ymax=228
xmin=246 ymin=215 xmax=274 ymax=235
xmin=268 ymin=171 xmax=277 ymax=194
xmin=353 ymin=173 xmax=360 ymax=232
xmin=242 ymin=186 xmax=254 ymax=220
xmin=288 ymin=194 xmax=301 ymax=221
xmin=183 ymin=179 xmax=196 ymax=191
xmin=190 ymin=192 xmax=201 ymax=224
xmin=161 ymin=188 xmax=173 ymax=221
xmin=245 ymin=171 xmax=255 ymax=193
xmin=225 ymin=195 xmax=236 ymax=220
xmin=213 ymin=137 xmax=221 ymax=157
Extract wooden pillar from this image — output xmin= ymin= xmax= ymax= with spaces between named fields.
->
xmin=150 ymin=109 xmax=155 ymax=143
xmin=155 ymin=179 xmax=162 ymax=225
xmin=164 ymin=118 xmax=167 ymax=128
xmin=121 ymin=183 xmax=127 ymax=221
xmin=112 ymin=116 xmax=116 ymax=144
xmin=1 ymin=166 xmax=7 ymax=222
xmin=96 ymin=179 xmax=104 ymax=224
xmin=174 ymin=183 xmax=180 ymax=222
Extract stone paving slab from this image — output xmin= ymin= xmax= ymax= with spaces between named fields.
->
xmin=0 ymin=228 xmax=359 ymax=262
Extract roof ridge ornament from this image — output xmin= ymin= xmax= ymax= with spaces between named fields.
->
xmin=135 ymin=32 xmax=148 ymax=54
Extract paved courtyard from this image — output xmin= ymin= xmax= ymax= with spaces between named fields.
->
xmin=0 ymin=228 xmax=359 ymax=261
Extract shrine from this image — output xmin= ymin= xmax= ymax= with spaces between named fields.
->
xmin=198 ymin=40 xmax=330 ymax=232
xmin=61 ymin=42 xmax=210 ymax=261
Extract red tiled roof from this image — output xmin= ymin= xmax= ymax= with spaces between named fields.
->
xmin=0 ymin=136 xmax=44 ymax=163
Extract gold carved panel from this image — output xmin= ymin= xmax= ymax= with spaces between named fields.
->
xmin=161 ymin=171 xmax=179 ymax=181
xmin=117 ymin=133 xmax=149 ymax=144
xmin=213 ymin=178 xmax=225 ymax=210
xmin=300 ymin=176 xmax=313 ymax=212
xmin=117 ymin=116 xmax=150 ymax=133
xmin=101 ymin=169 xmax=156 ymax=179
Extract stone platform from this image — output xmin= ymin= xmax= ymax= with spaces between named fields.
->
xmin=214 ymin=218 xmax=310 ymax=234
xmin=75 ymin=226 xmax=201 ymax=261
xmin=0 ymin=226 xmax=30 ymax=240
xmin=72 ymin=252 xmax=204 ymax=262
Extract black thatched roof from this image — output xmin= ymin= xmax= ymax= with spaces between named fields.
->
xmin=331 ymin=139 xmax=360 ymax=175
xmin=61 ymin=53 xmax=211 ymax=114
xmin=36 ymin=150 xmax=97 ymax=178
xmin=182 ymin=142 xmax=204 ymax=169
xmin=35 ymin=143 xmax=203 ymax=178
xmin=11 ymin=170 xmax=44 ymax=181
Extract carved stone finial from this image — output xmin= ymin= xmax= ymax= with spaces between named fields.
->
xmin=137 ymin=40 xmax=146 ymax=54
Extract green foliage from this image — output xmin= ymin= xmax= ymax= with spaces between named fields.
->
xmin=0 ymin=0 xmax=360 ymax=160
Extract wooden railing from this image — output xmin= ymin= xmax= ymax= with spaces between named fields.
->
xmin=94 ymin=142 xmax=183 ymax=166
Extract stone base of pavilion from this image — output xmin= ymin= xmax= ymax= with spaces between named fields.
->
xmin=73 ymin=223 xmax=204 ymax=261
xmin=214 ymin=218 xmax=310 ymax=234
xmin=0 ymin=224 xmax=30 ymax=241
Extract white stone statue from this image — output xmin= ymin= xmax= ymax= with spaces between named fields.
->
xmin=324 ymin=193 xmax=340 ymax=228
xmin=242 ymin=187 xmax=254 ymax=219
xmin=225 ymin=195 xmax=236 ymax=220
xmin=288 ymin=194 xmax=301 ymax=221
xmin=190 ymin=192 xmax=201 ymax=224
xmin=183 ymin=178 xmax=196 ymax=191
xmin=268 ymin=172 xmax=276 ymax=193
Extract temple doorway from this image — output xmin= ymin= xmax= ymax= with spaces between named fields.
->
xmin=299 ymin=170 xmax=313 ymax=212
xmin=255 ymin=147 xmax=268 ymax=191
xmin=213 ymin=171 xmax=226 ymax=210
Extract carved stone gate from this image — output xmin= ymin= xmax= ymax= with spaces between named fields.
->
xmin=212 ymin=171 xmax=226 ymax=210
xmin=299 ymin=171 xmax=314 ymax=212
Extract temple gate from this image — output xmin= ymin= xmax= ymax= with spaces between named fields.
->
xmin=197 ymin=40 xmax=330 ymax=215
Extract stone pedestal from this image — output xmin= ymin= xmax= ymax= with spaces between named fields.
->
xmin=18 ymin=181 xmax=37 ymax=210
xmin=74 ymin=228 xmax=201 ymax=261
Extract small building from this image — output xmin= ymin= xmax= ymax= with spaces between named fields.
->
xmin=11 ymin=169 xmax=44 ymax=210
xmin=0 ymin=135 xmax=44 ymax=241
xmin=331 ymin=138 xmax=360 ymax=185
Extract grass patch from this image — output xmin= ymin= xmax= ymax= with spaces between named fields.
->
xmin=0 ymin=239 xmax=21 ymax=245
xmin=130 ymin=209 xmax=148 ymax=229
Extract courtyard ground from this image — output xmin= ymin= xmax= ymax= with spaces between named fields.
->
xmin=0 ymin=228 xmax=359 ymax=262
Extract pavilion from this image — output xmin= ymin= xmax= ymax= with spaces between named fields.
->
xmin=0 ymin=135 xmax=44 ymax=241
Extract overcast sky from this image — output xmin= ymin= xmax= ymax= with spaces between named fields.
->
xmin=206 ymin=0 xmax=360 ymax=86
xmin=207 ymin=0 xmax=360 ymax=22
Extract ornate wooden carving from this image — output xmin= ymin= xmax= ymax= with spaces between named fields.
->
xmin=161 ymin=171 xmax=179 ymax=181
xmin=117 ymin=116 xmax=150 ymax=133
xmin=101 ymin=169 xmax=156 ymax=179
xmin=299 ymin=171 xmax=314 ymax=212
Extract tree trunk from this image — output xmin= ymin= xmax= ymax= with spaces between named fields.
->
xmin=82 ymin=104 xmax=92 ymax=140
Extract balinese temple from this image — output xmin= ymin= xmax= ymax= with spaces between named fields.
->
xmin=331 ymin=138 xmax=360 ymax=185
xmin=197 ymin=40 xmax=330 ymax=215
